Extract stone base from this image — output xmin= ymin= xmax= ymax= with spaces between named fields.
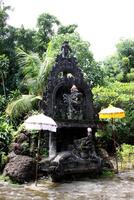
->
xmin=39 ymin=151 xmax=102 ymax=182
xmin=3 ymin=154 xmax=36 ymax=183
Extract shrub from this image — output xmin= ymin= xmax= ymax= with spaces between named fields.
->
xmin=0 ymin=115 xmax=13 ymax=171
xmin=127 ymin=72 xmax=134 ymax=82
xmin=93 ymin=82 xmax=134 ymax=145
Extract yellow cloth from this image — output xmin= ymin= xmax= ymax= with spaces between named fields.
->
xmin=99 ymin=105 xmax=125 ymax=119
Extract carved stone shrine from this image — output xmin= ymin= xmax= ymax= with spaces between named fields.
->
xmin=40 ymin=42 xmax=103 ymax=181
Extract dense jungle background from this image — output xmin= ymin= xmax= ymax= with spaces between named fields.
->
xmin=0 ymin=0 xmax=134 ymax=171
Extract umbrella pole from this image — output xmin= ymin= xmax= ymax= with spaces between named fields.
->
xmin=35 ymin=131 xmax=41 ymax=186
xmin=112 ymin=118 xmax=118 ymax=173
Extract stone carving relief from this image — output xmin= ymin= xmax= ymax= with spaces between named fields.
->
xmin=42 ymin=42 xmax=95 ymax=124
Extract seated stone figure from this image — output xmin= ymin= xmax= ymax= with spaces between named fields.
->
xmin=73 ymin=128 xmax=100 ymax=162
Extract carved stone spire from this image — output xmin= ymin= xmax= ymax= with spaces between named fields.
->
xmin=61 ymin=41 xmax=72 ymax=58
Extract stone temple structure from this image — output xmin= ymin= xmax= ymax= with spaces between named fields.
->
xmin=40 ymin=42 xmax=103 ymax=181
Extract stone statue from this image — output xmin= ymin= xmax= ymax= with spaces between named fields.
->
xmin=61 ymin=41 xmax=72 ymax=58
xmin=63 ymin=85 xmax=83 ymax=120
xmin=73 ymin=128 xmax=98 ymax=160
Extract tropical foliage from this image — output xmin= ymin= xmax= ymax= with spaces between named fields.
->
xmin=0 ymin=114 xmax=13 ymax=170
xmin=43 ymin=33 xmax=104 ymax=87
xmin=103 ymin=38 xmax=134 ymax=83
xmin=0 ymin=0 xmax=133 ymax=163
xmin=93 ymin=82 xmax=134 ymax=145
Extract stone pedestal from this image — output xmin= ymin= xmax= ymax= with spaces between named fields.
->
xmin=49 ymin=132 xmax=56 ymax=159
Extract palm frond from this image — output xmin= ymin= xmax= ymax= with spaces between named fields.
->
xmin=36 ymin=57 xmax=54 ymax=94
xmin=16 ymin=48 xmax=42 ymax=80
xmin=16 ymin=48 xmax=45 ymax=95
xmin=6 ymin=95 xmax=42 ymax=119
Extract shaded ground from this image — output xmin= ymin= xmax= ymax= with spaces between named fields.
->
xmin=0 ymin=170 xmax=134 ymax=200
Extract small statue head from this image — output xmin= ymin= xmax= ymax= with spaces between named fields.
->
xmin=63 ymin=41 xmax=69 ymax=45
xmin=61 ymin=41 xmax=71 ymax=58
xmin=71 ymin=85 xmax=78 ymax=93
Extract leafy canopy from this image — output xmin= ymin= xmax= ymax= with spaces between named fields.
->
xmin=43 ymin=32 xmax=104 ymax=87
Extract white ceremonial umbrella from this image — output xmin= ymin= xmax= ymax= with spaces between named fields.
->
xmin=24 ymin=113 xmax=57 ymax=132
xmin=24 ymin=113 xmax=57 ymax=185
